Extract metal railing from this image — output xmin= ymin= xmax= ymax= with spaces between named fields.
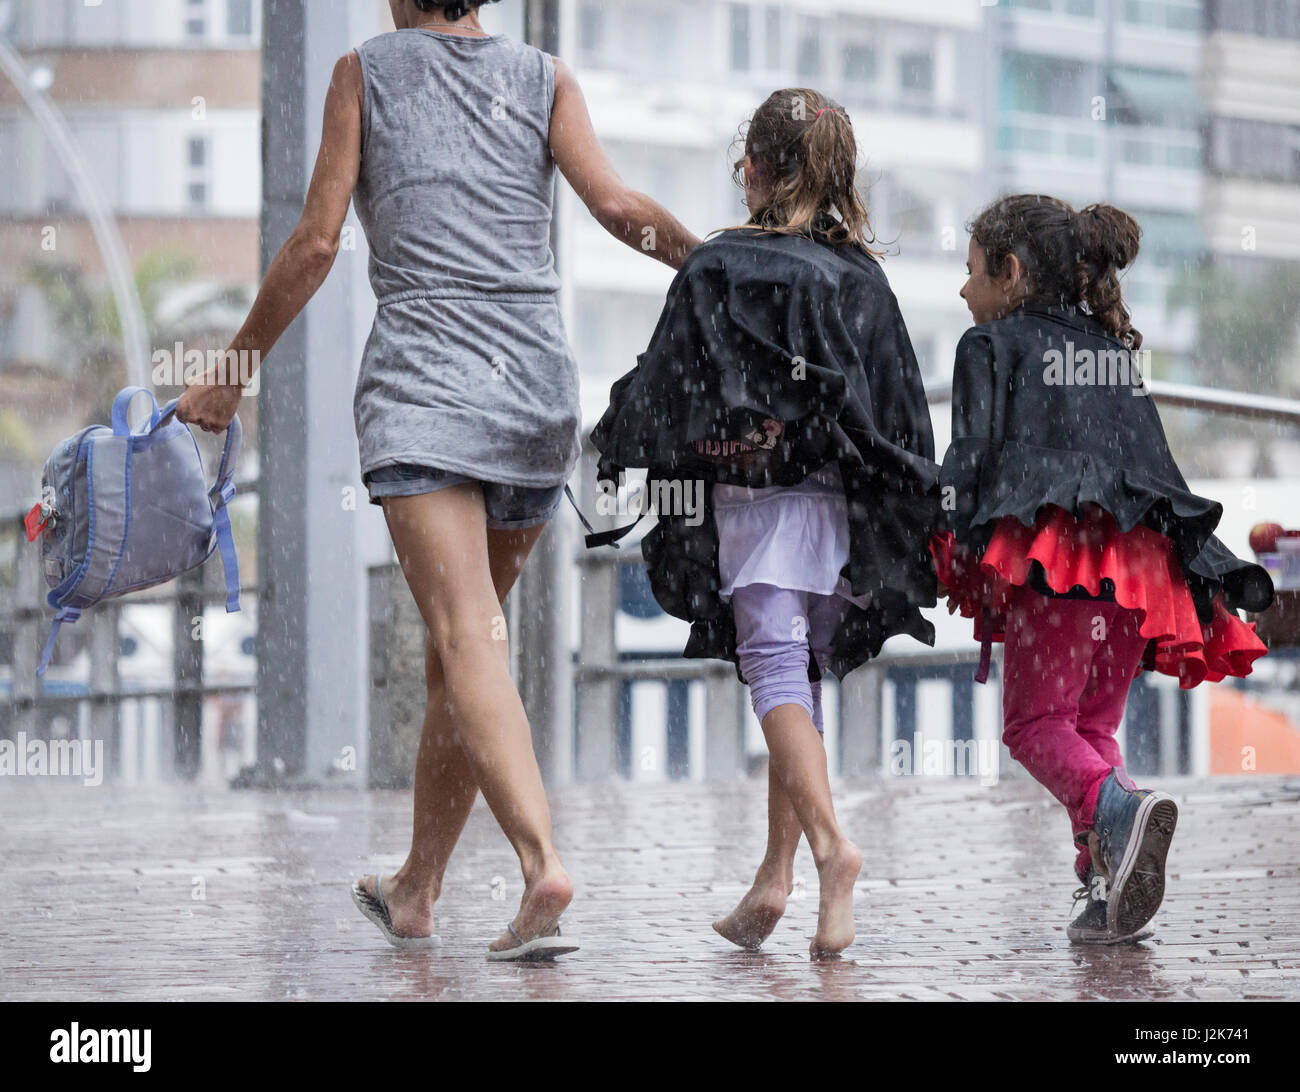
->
xmin=6 ymin=383 xmax=1299 ymax=785
xmin=1 ymin=484 xmax=259 ymax=784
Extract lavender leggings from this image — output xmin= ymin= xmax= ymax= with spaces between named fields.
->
xmin=731 ymin=583 xmax=849 ymax=734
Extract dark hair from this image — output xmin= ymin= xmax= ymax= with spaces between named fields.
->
xmin=968 ymin=194 xmax=1142 ymax=349
xmin=412 ymin=0 xmax=498 ymax=19
xmin=727 ymin=88 xmax=881 ymax=256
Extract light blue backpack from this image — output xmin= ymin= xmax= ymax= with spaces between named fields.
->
xmin=26 ymin=386 xmax=241 ymax=676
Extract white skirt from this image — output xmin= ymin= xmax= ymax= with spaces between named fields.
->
xmin=713 ymin=464 xmax=871 ymax=609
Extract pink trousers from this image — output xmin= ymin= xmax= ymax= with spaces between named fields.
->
xmin=1001 ymin=586 xmax=1148 ymax=879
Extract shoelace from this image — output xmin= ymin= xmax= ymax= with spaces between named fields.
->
xmin=1073 ymin=872 xmax=1109 ymax=909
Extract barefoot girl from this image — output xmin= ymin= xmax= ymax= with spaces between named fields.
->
xmin=178 ymin=0 xmax=699 ymax=958
xmin=591 ymin=89 xmax=939 ymax=956
xmin=934 ymin=194 xmax=1273 ymax=943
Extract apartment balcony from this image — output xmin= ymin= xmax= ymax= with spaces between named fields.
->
xmin=996 ymin=111 xmax=1201 ymax=212
xmin=1202 ymin=176 xmax=1300 ymax=262
xmin=1201 ymin=30 xmax=1300 ymax=125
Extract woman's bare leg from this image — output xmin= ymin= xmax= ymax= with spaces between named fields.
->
xmin=362 ymin=484 xmax=571 ymax=947
xmin=713 ymin=765 xmax=802 ymax=949
xmin=359 ymin=517 xmax=548 ymax=938
xmin=761 ymin=704 xmax=862 ymax=957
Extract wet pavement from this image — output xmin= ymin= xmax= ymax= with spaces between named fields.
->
xmin=2 ymin=773 xmax=1298 ymax=1001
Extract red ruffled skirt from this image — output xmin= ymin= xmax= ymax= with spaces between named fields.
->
xmin=930 ymin=503 xmax=1267 ymax=688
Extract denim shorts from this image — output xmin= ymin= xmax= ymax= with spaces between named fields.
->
xmin=363 ymin=463 xmax=565 ymax=530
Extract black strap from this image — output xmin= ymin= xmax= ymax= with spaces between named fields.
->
xmin=563 ymin=484 xmax=643 ymax=550
xmin=974 ymin=607 xmax=993 ymax=684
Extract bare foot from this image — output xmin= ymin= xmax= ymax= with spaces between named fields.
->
xmin=488 ymin=863 xmax=574 ymax=953
xmin=713 ymin=879 xmax=789 ymax=950
xmin=809 ymin=839 xmax=861 ymax=959
xmin=358 ymin=873 xmax=437 ymax=939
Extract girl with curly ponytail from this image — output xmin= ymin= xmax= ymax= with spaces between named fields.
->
xmin=932 ymin=193 xmax=1273 ymax=946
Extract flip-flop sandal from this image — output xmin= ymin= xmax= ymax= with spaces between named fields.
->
xmin=485 ymin=921 xmax=580 ymax=963
xmin=350 ymin=874 xmax=441 ymax=950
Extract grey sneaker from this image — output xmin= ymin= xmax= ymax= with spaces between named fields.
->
xmin=1067 ymin=863 xmax=1154 ymax=945
xmin=1091 ymin=769 xmax=1179 ymax=936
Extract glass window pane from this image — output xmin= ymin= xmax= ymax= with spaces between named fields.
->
xmin=227 ymin=0 xmax=252 ymax=36
xmin=729 ymin=5 xmax=750 ymax=72
xmin=900 ymin=52 xmax=933 ymax=93
xmin=764 ymin=7 xmax=781 ymax=69
xmin=842 ymin=44 xmax=876 ymax=83
xmin=797 ymin=32 xmax=821 ymax=79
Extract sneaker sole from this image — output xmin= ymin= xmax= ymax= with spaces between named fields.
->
xmin=1067 ymin=923 xmax=1155 ymax=945
xmin=1107 ymin=792 xmax=1178 ymax=937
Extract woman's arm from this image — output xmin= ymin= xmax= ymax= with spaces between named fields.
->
xmin=177 ymin=51 xmax=363 ymax=432
xmin=549 ymin=58 xmax=700 ymax=270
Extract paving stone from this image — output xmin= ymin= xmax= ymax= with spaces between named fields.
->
xmin=0 ymin=774 xmax=1297 ymax=1000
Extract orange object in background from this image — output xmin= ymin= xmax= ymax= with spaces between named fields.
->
xmin=1210 ymin=687 xmax=1300 ymax=774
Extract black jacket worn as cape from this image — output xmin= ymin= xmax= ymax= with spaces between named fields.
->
xmin=590 ymin=223 xmax=940 ymax=681
xmin=939 ymin=303 xmax=1274 ymax=621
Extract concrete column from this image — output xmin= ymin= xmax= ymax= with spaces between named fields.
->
xmin=839 ymin=661 xmax=884 ymax=777
xmin=11 ymin=520 xmax=42 ymax=739
xmin=704 ymin=671 xmax=744 ymax=781
xmin=87 ymin=602 xmax=120 ymax=778
xmin=516 ymin=515 xmax=575 ymax=785
xmin=575 ymin=555 xmax=618 ymax=780
xmin=172 ymin=568 xmax=203 ymax=780
xmin=255 ymin=0 xmax=385 ymax=785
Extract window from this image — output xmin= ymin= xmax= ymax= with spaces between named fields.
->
xmin=1122 ymin=0 xmax=1201 ymax=32
xmin=187 ymin=136 xmax=210 ymax=209
xmin=578 ymin=1 xmax=603 ymax=55
xmin=796 ymin=27 xmax=822 ymax=79
xmin=764 ymin=7 xmax=782 ymax=69
xmin=1000 ymin=52 xmax=1090 ymax=116
xmin=729 ymin=5 xmax=750 ymax=72
xmin=1212 ymin=0 xmax=1300 ymax=38
xmin=227 ymin=0 xmax=253 ymax=37
xmin=1211 ymin=117 xmax=1300 ymax=183
xmin=185 ymin=0 xmax=207 ymax=39
xmin=899 ymin=52 xmax=933 ymax=95
xmin=729 ymin=4 xmax=785 ymax=74
xmin=841 ymin=43 xmax=877 ymax=85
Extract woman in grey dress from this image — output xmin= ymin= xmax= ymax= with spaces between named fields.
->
xmin=178 ymin=0 xmax=699 ymax=959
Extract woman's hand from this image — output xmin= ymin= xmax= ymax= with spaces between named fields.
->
xmin=177 ymin=369 xmax=244 ymax=433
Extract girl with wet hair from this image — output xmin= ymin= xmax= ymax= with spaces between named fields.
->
xmin=935 ymin=193 xmax=1273 ymax=944
xmin=594 ymin=88 xmax=939 ymax=957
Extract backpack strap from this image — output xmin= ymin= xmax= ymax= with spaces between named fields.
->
xmin=67 ymin=434 xmax=131 ymax=606
xmin=36 ymin=606 xmax=82 ymax=677
xmin=112 ymin=386 xmax=161 ymax=435
xmin=563 ymin=483 xmax=643 ymax=550
xmin=210 ymin=411 xmax=242 ymax=613
xmin=974 ymin=607 xmax=993 ymax=684
xmin=157 ymin=399 xmax=243 ymax=613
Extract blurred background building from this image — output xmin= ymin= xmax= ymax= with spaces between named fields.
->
xmin=1 ymin=0 xmax=1297 ymax=784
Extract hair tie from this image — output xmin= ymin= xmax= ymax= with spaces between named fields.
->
xmin=814 ymin=107 xmax=842 ymax=118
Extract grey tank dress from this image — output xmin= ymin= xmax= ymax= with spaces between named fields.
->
xmin=351 ymin=28 xmax=581 ymax=488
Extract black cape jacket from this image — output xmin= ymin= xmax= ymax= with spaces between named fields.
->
xmin=939 ymin=303 xmax=1274 ymax=621
xmin=589 ymin=224 xmax=940 ymax=681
